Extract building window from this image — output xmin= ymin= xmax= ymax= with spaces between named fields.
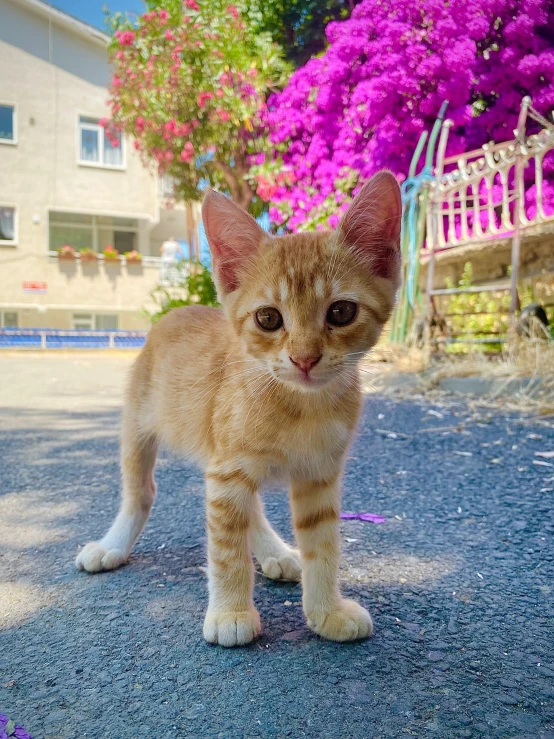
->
xmin=72 ymin=313 xmax=93 ymax=330
xmin=0 ymin=206 xmax=16 ymax=244
xmin=1 ymin=311 xmax=18 ymax=328
xmin=95 ymin=314 xmax=119 ymax=330
xmin=49 ymin=212 xmax=138 ymax=254
xmin=79 ymin=116 xmax=124 ymax=168
xmin=0 ymin=104 xmax=15 ymax=144
xmin=72 ymin=313 xmax=119 ymax=330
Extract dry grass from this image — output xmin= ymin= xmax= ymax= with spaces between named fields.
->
xmin=367 ymin=338 xmax=554 ymax=415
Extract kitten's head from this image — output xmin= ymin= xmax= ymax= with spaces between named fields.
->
xmin=202 ymin=171 xmax=401 ymax=392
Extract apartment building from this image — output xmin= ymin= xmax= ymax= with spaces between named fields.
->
xmin=0 ymin=0 xmax=200 ymax=330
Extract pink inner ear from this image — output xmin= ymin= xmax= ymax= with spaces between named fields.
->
xmin=201 ymin=190 xmax=267 ymax=294
xmin=339 ymin=170 xmax=402 ymax=281
xmin=213 ymin=242 xmax=246 ymax=294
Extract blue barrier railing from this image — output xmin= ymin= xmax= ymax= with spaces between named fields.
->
xmin=0 ymin=328 xmax=147 ymax=349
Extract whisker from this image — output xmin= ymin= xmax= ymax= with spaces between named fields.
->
xmin=188 ymin=358 xmax=260 ymax=390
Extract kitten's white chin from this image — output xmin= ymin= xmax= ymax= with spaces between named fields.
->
xmin=282 ymin=374 xmax=334 ymax=392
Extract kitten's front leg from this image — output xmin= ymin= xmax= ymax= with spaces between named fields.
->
xmin=290 ymin=478 xmax=373 ymax=642
xmin=203 ymin=468 xmax=261 ymax=647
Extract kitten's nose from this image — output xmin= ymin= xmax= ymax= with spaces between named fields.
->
xmin=289 ymin=354 xmax=322 ymax=374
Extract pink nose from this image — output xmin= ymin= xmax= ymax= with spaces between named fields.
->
xmin=290 ymin=355 xmax=322 ymax=374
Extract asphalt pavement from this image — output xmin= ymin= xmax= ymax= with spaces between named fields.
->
xmin=0 ymin=353 xmax=553 ymax=738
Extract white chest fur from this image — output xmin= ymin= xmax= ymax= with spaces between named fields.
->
xmin=259 ymin=418 xmax=352 ymax=483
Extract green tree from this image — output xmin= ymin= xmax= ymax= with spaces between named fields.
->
xmin=254 ymin=0 xmax=360 ymax=68
xmin=147 ymin=263 xmax=219 ymax=323
xmin=106 ymin=0 xmax=290 ymax=211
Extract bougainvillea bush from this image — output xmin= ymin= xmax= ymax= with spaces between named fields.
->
xmin=265 ymin=0 xmax=554 ymax=230
xmin=107 ymin=0 xmax=290 ymax=211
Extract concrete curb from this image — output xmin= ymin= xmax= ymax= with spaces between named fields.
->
xmin=438 ymin=376 xmax=543 ymax=398
xmin=373 ymin=371 xmax=543 ymax=399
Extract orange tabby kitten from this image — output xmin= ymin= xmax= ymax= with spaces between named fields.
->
xmin=76 ymin=170 xmax=401 ymax=647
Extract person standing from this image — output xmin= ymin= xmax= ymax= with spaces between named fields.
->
xmin=160 ymin=236 xmax=182 ymax=285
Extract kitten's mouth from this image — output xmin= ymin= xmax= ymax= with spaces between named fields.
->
xmin=282 ymin=369 xmax=332 ymax=390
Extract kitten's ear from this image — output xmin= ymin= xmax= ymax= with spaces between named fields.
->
xmin=202 ymin=189 xmax=267 ymax=295
xmin=338 ymin=170 xmax=402 ymax=282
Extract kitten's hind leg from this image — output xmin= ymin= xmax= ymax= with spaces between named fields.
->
xmin=76 ymin=415 xmax=158 ymax=574
xmin=250 ymin=495 xmax=301 ymax=582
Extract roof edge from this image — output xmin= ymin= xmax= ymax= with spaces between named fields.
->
xmin=10 ymin=0 xmax=110 ymax=48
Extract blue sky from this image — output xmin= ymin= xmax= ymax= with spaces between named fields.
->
xmin=50 ymin=0 xmax=145 ymax=32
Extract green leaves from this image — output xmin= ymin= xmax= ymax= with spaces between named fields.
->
xmin=147 ymin=263 xmax=219 ymax=323
xmin=252 ymin=0 xmax=359 ymax=68
xmin=445 ymin=262 xmax=510 ymax=354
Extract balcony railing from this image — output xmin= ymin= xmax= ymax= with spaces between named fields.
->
xmin=0 ymin=328 xmax=147 ymax=349
xmin=427 ymin=97 xmax=554 ymax=252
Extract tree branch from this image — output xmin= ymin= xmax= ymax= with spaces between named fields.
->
xmin=213 ymin=160 xmax=242 ymax=203
xmin=213 ymin=158 xmax=254 ymax=211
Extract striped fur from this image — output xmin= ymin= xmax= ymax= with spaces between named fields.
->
xmin=76 ymin=171 xmax=401 ymax=647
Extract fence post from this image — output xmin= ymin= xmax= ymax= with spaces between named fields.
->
xmin=109 ymin=333 xmax=115 ymax=349
xmin=41 ymin=331 xmax=46 ymax=350
xmin=426 ymin=119 xmax=452 ymax=327
xmin=510 ymin=97 xmax=531 ymax=329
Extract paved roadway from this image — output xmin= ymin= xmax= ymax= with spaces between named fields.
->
xmin=0 ymin=353 xmax=553 ymax=738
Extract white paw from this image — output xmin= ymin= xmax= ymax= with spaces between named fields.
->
xmin=75 ymin=541 xmax=127 ymax=573
xmin=307 ymin=599 xmax=373 ymax=642
xmin=203 ymin=608 xmax=261 ymax=647
xmin=260 ymin=549 xmax=301 ymax=582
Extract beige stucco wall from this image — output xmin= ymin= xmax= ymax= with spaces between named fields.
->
xmin=0 ymin=0 xmax=175 ymax=329
xmin=17 ymin=307 xmax=150 ymax=331
xmin=1 ymin=253 xmax=162 ymax=329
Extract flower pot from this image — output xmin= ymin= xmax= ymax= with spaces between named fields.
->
xmin=126 ymin=257 xmax=142 ymax=265
xmin=57 ymin=253 xmax=76 ymax=261
xmin=80 ymin=253 xmax=98 ymax=262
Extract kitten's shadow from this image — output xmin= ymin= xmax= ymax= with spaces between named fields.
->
xmin=127 ymin=543 xmax=207 ymax=580
xmin=127 ymin=546 xmax=306 ymax=588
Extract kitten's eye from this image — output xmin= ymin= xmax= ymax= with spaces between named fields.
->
xmin=255 ymin=307 xmax=283 ymax=331
xmin=326 ymin=300 xmax=357 ymax=327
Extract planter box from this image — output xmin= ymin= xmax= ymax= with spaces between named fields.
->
xmin=80 ymin=253 xmax=98 ymax=262
xmin=57 ymin=253 xmax=76 ymax=261
xmin=126 ymin=257 xmax=142 ymax=265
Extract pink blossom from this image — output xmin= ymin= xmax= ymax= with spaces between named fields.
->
xmin=180 ymin=141 xmax=195 ymax=162
xmin=184 ymin=0 xmax=200 ymax=10
xmin=115 ymin=30 xmax=135 ymax=46
xmin=197 ymin=92 xmax=214 ymax=107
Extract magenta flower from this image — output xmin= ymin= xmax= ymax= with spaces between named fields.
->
xmin=265 ymin=0 xmax=554 ymax=230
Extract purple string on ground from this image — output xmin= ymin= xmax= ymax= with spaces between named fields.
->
xmin=340 ymin=512 xmax=386 ymax=524
xmin=0 ymin=714 xmax=33 ymax=739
